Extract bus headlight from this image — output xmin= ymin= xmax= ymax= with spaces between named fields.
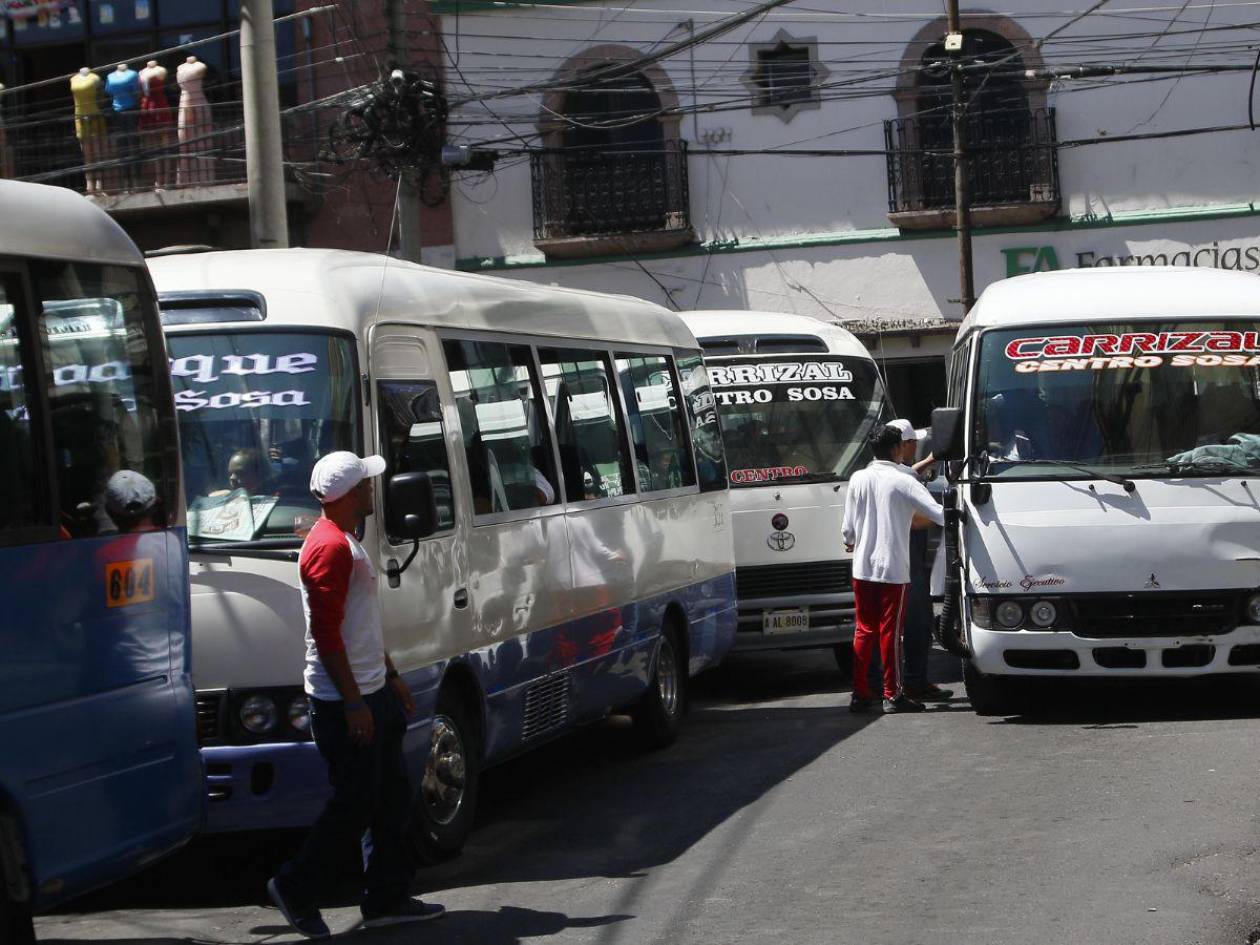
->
xmin=240 ymin=695 xmax=278 ymax=735
xmin=1246 ymin=593 xmax=1260 ymax=624
xmin=995 ymin=600 xmax=1025 ymax=630
xmin=1029 ymin=599 xmax=1059 ymax=628
xmin=970 ymin=597 xmax=992 ymax=628
xmin=288 ymin=695 xmax=311 ymax=733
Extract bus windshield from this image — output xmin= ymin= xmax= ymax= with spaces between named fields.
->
xmin=166 ymin=331 xmax=359 ymax=545
xmin=975 ymin=322 xmax=1260 ymax=478
xmin=705 ymin=355 xmax=887 ymax=486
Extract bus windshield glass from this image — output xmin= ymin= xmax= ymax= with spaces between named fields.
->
xmin=976 ymin=322 xmax=1260 ymax=478
xmin=166 ymin=331 xmax=359 ymax=545
xmin=705 ymin=355 xmax=887 ymax=486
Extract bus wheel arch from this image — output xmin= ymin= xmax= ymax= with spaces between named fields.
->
xmin=633 ymin=605 xmax=688 ymax=749
xmin=0 ymin=796 xmax=35 ymax=945
xmin=409 ymin=664 xmax=483 ymax=865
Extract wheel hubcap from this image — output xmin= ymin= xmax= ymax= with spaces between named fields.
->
xmin=421 ymin=715 xmax=466 ymax=826
xmin=657 ymin=637 xmax=679 ymax=718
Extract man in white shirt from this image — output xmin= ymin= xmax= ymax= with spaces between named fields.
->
xmin=841 ymin=420 xmax=947 ymax=714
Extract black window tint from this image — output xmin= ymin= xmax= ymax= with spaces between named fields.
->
xmin=616 ymin=353 xmax=696 ymax=492
xmin=677 ymin=354 xmax=728 ymax=492
xmin=33 ymin=262 xmax=168 ymax=537
xmin=0 ymin=274 xmax=44 ymax=535
xmin=443 ymin=339 xmax=558 ymax=516
xmin=539 ymin=347 xmax=634 ymax=501
xmin=377 ymin=380 xmax=454 ymax=539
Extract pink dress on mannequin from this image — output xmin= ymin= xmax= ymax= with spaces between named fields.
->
xmin=176 ymin=56 xmax=212 ymax=185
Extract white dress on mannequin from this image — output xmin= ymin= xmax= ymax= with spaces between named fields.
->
xmin=176 ymin=56 xmax=211 ymax=185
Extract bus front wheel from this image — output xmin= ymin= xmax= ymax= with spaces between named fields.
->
xmin=410 ymin=692 xmax=480 ymax=865
xmin=0 ymin=876 xmax=34 ymax=945
xmin=633 ymin=625 xmax=684 ymax=749
xmin=963 ymin=660 xmax=1018 ymax=717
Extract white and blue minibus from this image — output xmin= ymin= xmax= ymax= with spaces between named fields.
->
xmin=149 ymin=248 xmax=737 ymax=859
xmin=0 ymin=181 xmax=202 ymax=942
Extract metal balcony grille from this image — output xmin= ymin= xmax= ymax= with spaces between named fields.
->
xmin=530 ymin=140 xmax=691 ymax=240
xmin=884 ymin=107 xmax=1059 ymax=213
xmin=736 ymin=561 xmax=853 ymax=600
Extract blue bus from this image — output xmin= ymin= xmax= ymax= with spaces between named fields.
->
xmin=0 ymin=181 xmax=202 ymax=943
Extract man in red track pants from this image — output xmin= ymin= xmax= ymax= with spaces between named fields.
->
xmin=841 ymin=420 xmax=945 ymax=714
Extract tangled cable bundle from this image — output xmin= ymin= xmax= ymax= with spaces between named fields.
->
xmin=325 ymin=67 xmax=449 ymax=184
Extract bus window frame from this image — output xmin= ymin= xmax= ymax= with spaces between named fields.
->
xmin=164 ymin=323 xmax=365 ymax=541
xmin=0 ymin=259 xmax=57 ymax=546
xmin=612 ymin=348 xmax=702 ymax=499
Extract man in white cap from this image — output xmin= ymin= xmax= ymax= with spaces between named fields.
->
xmin=269 ymin=451 xmax=444 ymax=938
xmin=841 ymin=421 xmax=946 ymax=714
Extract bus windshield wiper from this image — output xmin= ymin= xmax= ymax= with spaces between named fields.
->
xmin=984 ymin=456 xmax=1136 ymax=492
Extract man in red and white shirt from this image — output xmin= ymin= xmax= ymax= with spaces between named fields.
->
xmin=269 ymin=451 xmax=444 ymax=938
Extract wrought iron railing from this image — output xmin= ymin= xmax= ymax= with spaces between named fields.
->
xmin=884 ymin=107 xmax=1059 ymax=213
xmin=531 ymin=140 xmax=691 ymax=241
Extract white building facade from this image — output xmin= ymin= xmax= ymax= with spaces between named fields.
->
xmin=437 ymin=0 xmax=1260 ymax=421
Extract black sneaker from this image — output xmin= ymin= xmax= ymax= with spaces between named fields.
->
xmin=267 ymin=876 xmax=330 ymax=939
xmin=362 ymin=897 xmax=447 ymax=928
xmin=849 ymin=696 xmax=880 ymax=714
xmin=907 ymin=684 xmax=955 ymax=703
xmin=883 ymin=695 xmax=927 ymax=714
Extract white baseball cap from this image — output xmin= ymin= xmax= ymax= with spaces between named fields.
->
xmin=887 ymin=418 xmax=927 ymax=442
xmin=309 ymin=451 xmax=387 ymax=504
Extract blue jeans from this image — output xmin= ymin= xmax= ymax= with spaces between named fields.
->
xmin=902 ymin=528 xmax=935 ymax=693
xmin=278 ymin=685 xmax=414 ymax=914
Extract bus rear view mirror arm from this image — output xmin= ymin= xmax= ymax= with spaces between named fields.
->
xmin=386 ymin=472 xmax=438 ymax=586
xmin=931 ymin=407 xmax=964 ymax=462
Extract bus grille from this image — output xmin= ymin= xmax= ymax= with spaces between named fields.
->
xmin=521 ymin=674 xmax=570 ymax=741
xmin=736 ymin=561 xmax=852 ymax=600
xmin=1073 ymin=592 xmax=1240 ymax=638
xmin=196 ymin=691 xmax=226 ymax=744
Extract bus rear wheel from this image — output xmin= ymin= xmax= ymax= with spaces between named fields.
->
xmin=0 ymin=878 xmax=34 ymax=945
xmin=409 ymin=692 xmax=479 ymax=865
xmin=963 ymin=660 xmax=1018 ymax=717
xmin=633 ymin=624 xmax=684 ymax=749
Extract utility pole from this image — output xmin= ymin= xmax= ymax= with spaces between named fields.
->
xmin=387 ymin=0 xmax=424 ymax=263
xmin=240 ymin=0 xmax=290 ymax=248
xmin=945 ymin=0 xmax=975 ymax=313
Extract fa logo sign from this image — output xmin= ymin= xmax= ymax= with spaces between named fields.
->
xmin=1002 ymin=246 xmax=1061 ymax=278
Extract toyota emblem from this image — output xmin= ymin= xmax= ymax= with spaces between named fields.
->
xmin=767 ymin=530 xmax=796 ymax=552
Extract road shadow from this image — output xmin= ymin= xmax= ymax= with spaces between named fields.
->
xmin=988 ymin=673 xmax=1260 ymax=726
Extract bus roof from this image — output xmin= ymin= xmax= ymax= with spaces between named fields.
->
xmin=0 ymin=180 xmax=145 ymax=267
xmin=679 ymin=310 xmax=874 ymax=359
xmin=962 ymin=267 xmax=1260 ymax=335
xmin=151 ymin=248 xmax=696 ymax=349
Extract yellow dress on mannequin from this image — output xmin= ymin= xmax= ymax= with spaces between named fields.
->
xmin=71 ymin=71 xmax=105 ymax=140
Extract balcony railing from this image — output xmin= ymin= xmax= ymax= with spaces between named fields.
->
xmin=530 ymin=140 xmax=692 ymax=251
xmin=884 ymin=107 xmax=1059 ymax=216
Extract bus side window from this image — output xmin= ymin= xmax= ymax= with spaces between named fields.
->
xmin=538 ymin=347 xmax=635 ymax=502
xmin=32 ymin=261 xmax=168 ymax=538
xmin=442 ymin=339 xmax=559 ymax=516
xmin=615 ymin=353 xmax=696 ymax=492
xmin=376 ymin=379 xmax=455 ymax=540
xmin=0 ymin=274 xmax=45 ymax=537
xmin=676 ymin=354 xmax=728 ymax=493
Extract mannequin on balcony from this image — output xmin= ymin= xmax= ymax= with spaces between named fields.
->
xmin=177 ymin=55 xmax=212 ymax=185
xmin=139 ymin=60 xmax=176 ymax=189
xmin=106 ymin=63 xmax=141 ymax=191
xmin=70 ymin=68 xmax=111 ymax=195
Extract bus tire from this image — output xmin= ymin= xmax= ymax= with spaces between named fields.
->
xmin=0 ymin=882 xmax=34 ymax=945
xmin=410 ymin=691 xmax=479 ymax=865
xmin=963 ymin=659 xmax=1016 ymax=716
xmin=633 ymin=624 xmax=684 ymax=749
xmin=833 ymin=642 xmax=854 ymax=679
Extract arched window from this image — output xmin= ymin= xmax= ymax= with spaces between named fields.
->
xmin=532 ymin=47 xmax=693 ymax=258
xmin=886 ymin=17 xmax=1059 ymax=227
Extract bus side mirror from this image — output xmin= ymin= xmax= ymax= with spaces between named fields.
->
xmin=930 ymin=407 xmax=964 ymax=461
xmin=386 ymin=472 xmax=437 ymax=586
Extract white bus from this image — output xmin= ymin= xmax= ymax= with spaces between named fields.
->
xmin=679 ymin=311 xmax=889 ymax=669
xmin=149 ymin=249 xmax=737 ymax=858
xmin=931 ymin=267 xmax=1260 ymax=714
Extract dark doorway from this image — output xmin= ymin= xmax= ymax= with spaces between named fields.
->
xmin=882 ymin=358 xmax=947 ymax=429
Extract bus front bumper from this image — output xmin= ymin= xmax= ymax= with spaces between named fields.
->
xmin=201 ymin=743 xmax=329 ymax=833
xmin=733 ymin=592 xmax=856 ymax=652
xmin=969 ymin=623 xmax=1260 ymax=676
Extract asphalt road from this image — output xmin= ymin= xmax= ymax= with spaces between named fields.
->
xmin=38 ymin=649 xmax=1260 ymax=945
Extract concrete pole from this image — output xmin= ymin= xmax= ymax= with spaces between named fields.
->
xmin=387 ymin=0 xmax=423 ymax=263
xmin=946 ymin=0 xmax=975 ymax=313
xmin=240 ymin=0 xmax=290 ymax=248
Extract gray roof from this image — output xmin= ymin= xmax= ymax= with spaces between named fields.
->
xmin=0 ymin=181 xmax=145 ymax=267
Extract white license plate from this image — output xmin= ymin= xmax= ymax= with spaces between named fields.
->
xmin=763 ymin=608 xmax=809 ymax=634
